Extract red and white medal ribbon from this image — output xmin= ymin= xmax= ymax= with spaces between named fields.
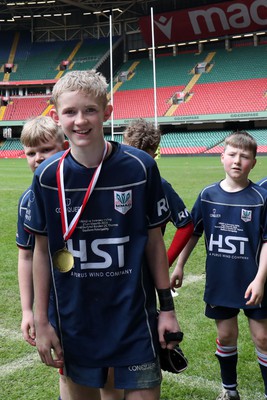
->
xmin=56 ymin=141 xmax=109 ymax=241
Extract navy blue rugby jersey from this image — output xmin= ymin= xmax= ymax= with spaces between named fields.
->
xmin=161 ymin=177 xmax=192 ymax=231
xmin=17 ymin=186 xmax=56 ymax=310
xmin=24 ymin=142 xmax=170 ymax=368
xmin=192 ymin=181 xmax=267 ymax=309
xmin=16 ymin=187 xmax=34 ymax=249
xmin=257 ymin=177 xmax=267 ymax=190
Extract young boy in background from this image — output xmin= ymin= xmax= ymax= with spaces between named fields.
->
xmin=100 ymin=118 xmax=193 ymax=400
xmin=123 ymin=118 xmax=194 ymax=267
xmin=16 ymin=115 xmax=68 ymax=400
xmin=171 ymin=131 xmax=267 ymax=400
xmin=25 ymin=70 xmax=181 ymax=400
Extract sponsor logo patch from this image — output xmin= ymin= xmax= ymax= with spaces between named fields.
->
xmin=114 ymin=190 xmax=132 ymax=215
xmin=241 ymin=209 xmax=252 ymax=223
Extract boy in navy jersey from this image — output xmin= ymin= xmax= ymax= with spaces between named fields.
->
xmin=171 ymin=131 xmax=267 ymax=400
xmin=25 ymin=70 xmax=181 ymax=400
xmin=123 ymin=118 xmax=194 ymax=267
xmin=101 ymin=118 xmax=193 ymax=400
xmin=17 ymin=115 xmax=68 ymax=400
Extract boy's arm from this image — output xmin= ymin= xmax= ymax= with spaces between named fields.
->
xmin=170 ymin=235 xmax=200 ymax=290
xmin=33 ymin=234 xmax=64 ymax=368
xmin=145 ymin=227 xmax=181 ymax=349
xmin=18 ymin=248 xmax=35 ymax=346
xmin=167 ymin=221 xmax=194 ymax=267
xmin=245 ymin=242 xmax=267 ymax=306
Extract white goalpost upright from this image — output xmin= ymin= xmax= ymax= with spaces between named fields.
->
xmin=109 ymin=8 xmax=157 ymax=140
xmin=109 ymin=14 xmax=114 ymax=141
xmin=151 ymin=7 xmax=158 ymax=128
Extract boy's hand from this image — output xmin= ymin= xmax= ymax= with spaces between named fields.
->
xmin=21 ymin=310 xmax=36 ymax=346
xmin=245 ymin=278 xmax=264 ymax=305
xmin=157 ymin=310 xmax=181 ymax=350
xmin=35 ymin=321 xmax=64 ymax=368
xmin=170 ymin=264 xmax=184 ymax=290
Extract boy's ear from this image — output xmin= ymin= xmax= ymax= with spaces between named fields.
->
xmin=104 ymin=104 xmax=113 ymax=122
xmin=49 ymin=107 xmax=60 ymax=124
xmin=251 ymin=158 xmax=257 ymax=169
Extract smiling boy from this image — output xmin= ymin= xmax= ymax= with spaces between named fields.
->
xmin=24 ymin=70 xmax=181 ymax=400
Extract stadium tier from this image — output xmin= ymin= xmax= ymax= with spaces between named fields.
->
xmin=160 ymin=129 xmax=267 ymax=155
xmin=2 ymin=128 xmax=267 ymax=158
xmin=0 ymin=137 xmax=24 ymax=158
xmin=3 ymin=96 xmax=50 ymax=121
xmin=0 ymin=32 xmax=111 ymax=82
xmin=160 ymin=130 xmax=228 ymax=155
xmin=0 ymin=32 xmax=267 ymax=156
xmin=2 ymin=40 xmax=266 ymax=121
xmin=171 ymin=79 xmax=267 ymax=116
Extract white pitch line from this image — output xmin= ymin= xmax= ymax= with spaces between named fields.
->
xmin=0 ymin=352 xmax=39 ymax=377
xmin=0 ymin=275 xmax=263 ymax=399
xmin=0 ymin=327 xmax=22 ymax=341
xmin=0 ymin=326 xmax=40 ymax=377
xmin=162 ymin=372 xmax=263 ymax=400
xmin=183 ymin=274 xmax=204 ymax=286
xmin=0 ymin=277 xmax=205 ymax=378
xmin=171 ymin=274 xmax=204 ymax=296
xmin=163 ymin=371 xmax=221 ymax=391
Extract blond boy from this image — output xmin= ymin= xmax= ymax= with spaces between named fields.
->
xmin=17 ymin=115 xmax=68 ymax=400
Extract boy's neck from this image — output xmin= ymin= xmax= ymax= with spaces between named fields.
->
xmin=220 ymin=177 xmax=250 ymax=192
xmin=70 ymin=140 xmax=111 ymax=168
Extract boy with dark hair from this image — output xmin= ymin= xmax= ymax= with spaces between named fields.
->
xmin=171 ymin=131 xmax=267 ymax=400
xmin=123 ymin=118 xmax=193 ymax=267
xmin=101 ymin=118 xmax=192 ymax=400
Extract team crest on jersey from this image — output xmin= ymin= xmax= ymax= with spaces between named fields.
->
xmin=114 ymin=190 xmax=132 ymax=215
xmin=241 ymin=209 xmax=252 ymax=222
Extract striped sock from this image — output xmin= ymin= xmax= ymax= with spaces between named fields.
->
xmin=256 ymin=348 xmax=267 ymax=397
xmin=215 ymin=338 xmax=238 ymax=391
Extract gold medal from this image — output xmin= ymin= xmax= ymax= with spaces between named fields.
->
xmin=53 ymin=247 xmax=74 ymax=273
xmin=55 ymin=143 xmax=108 ymax=274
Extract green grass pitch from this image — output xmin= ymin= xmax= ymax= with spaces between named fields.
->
xmin=0 ymin=155 xmax=267 ymax=399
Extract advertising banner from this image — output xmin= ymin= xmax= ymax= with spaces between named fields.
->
xmin=139 ymin=0 xmax=267 ymax=45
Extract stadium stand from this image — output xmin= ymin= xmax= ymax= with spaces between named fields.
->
xmin=160 ymin=130 xmax=228 ymax=155
xmin=3 ymin=96 xmax=50 ymax=121
xmin=171 ymin=79 xmax=267 ymax=116
xmin=10 ymin=38 xmax=69 ymax=81
xmin=0 ymin=29 xmax=267 ymax=157
xmin=3 ymin=127 xmax=266 ymax=158
xmin=72 ymin=38 xmax=111 ymax=71
xmin=112 ymin=45 xmax=267 ymax=119
xmin=0 ymin=138 xmax=24 ymax=158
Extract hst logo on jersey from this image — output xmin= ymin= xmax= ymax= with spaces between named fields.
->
xmin=67 ymin=236 xmax=130 ymax=269
xmin=241 ymin=209 xmax=252 ymax=223
xmin=114 ymin=190 xmax=132 ymax=215
xmin=209 ymin=234 xmax=249 ymax=255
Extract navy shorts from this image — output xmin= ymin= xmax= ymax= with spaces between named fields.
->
xmin=64 ymin=357 xmax=162 ymax=389
xmin=205 ymin=303 xmax=267 ymax=320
